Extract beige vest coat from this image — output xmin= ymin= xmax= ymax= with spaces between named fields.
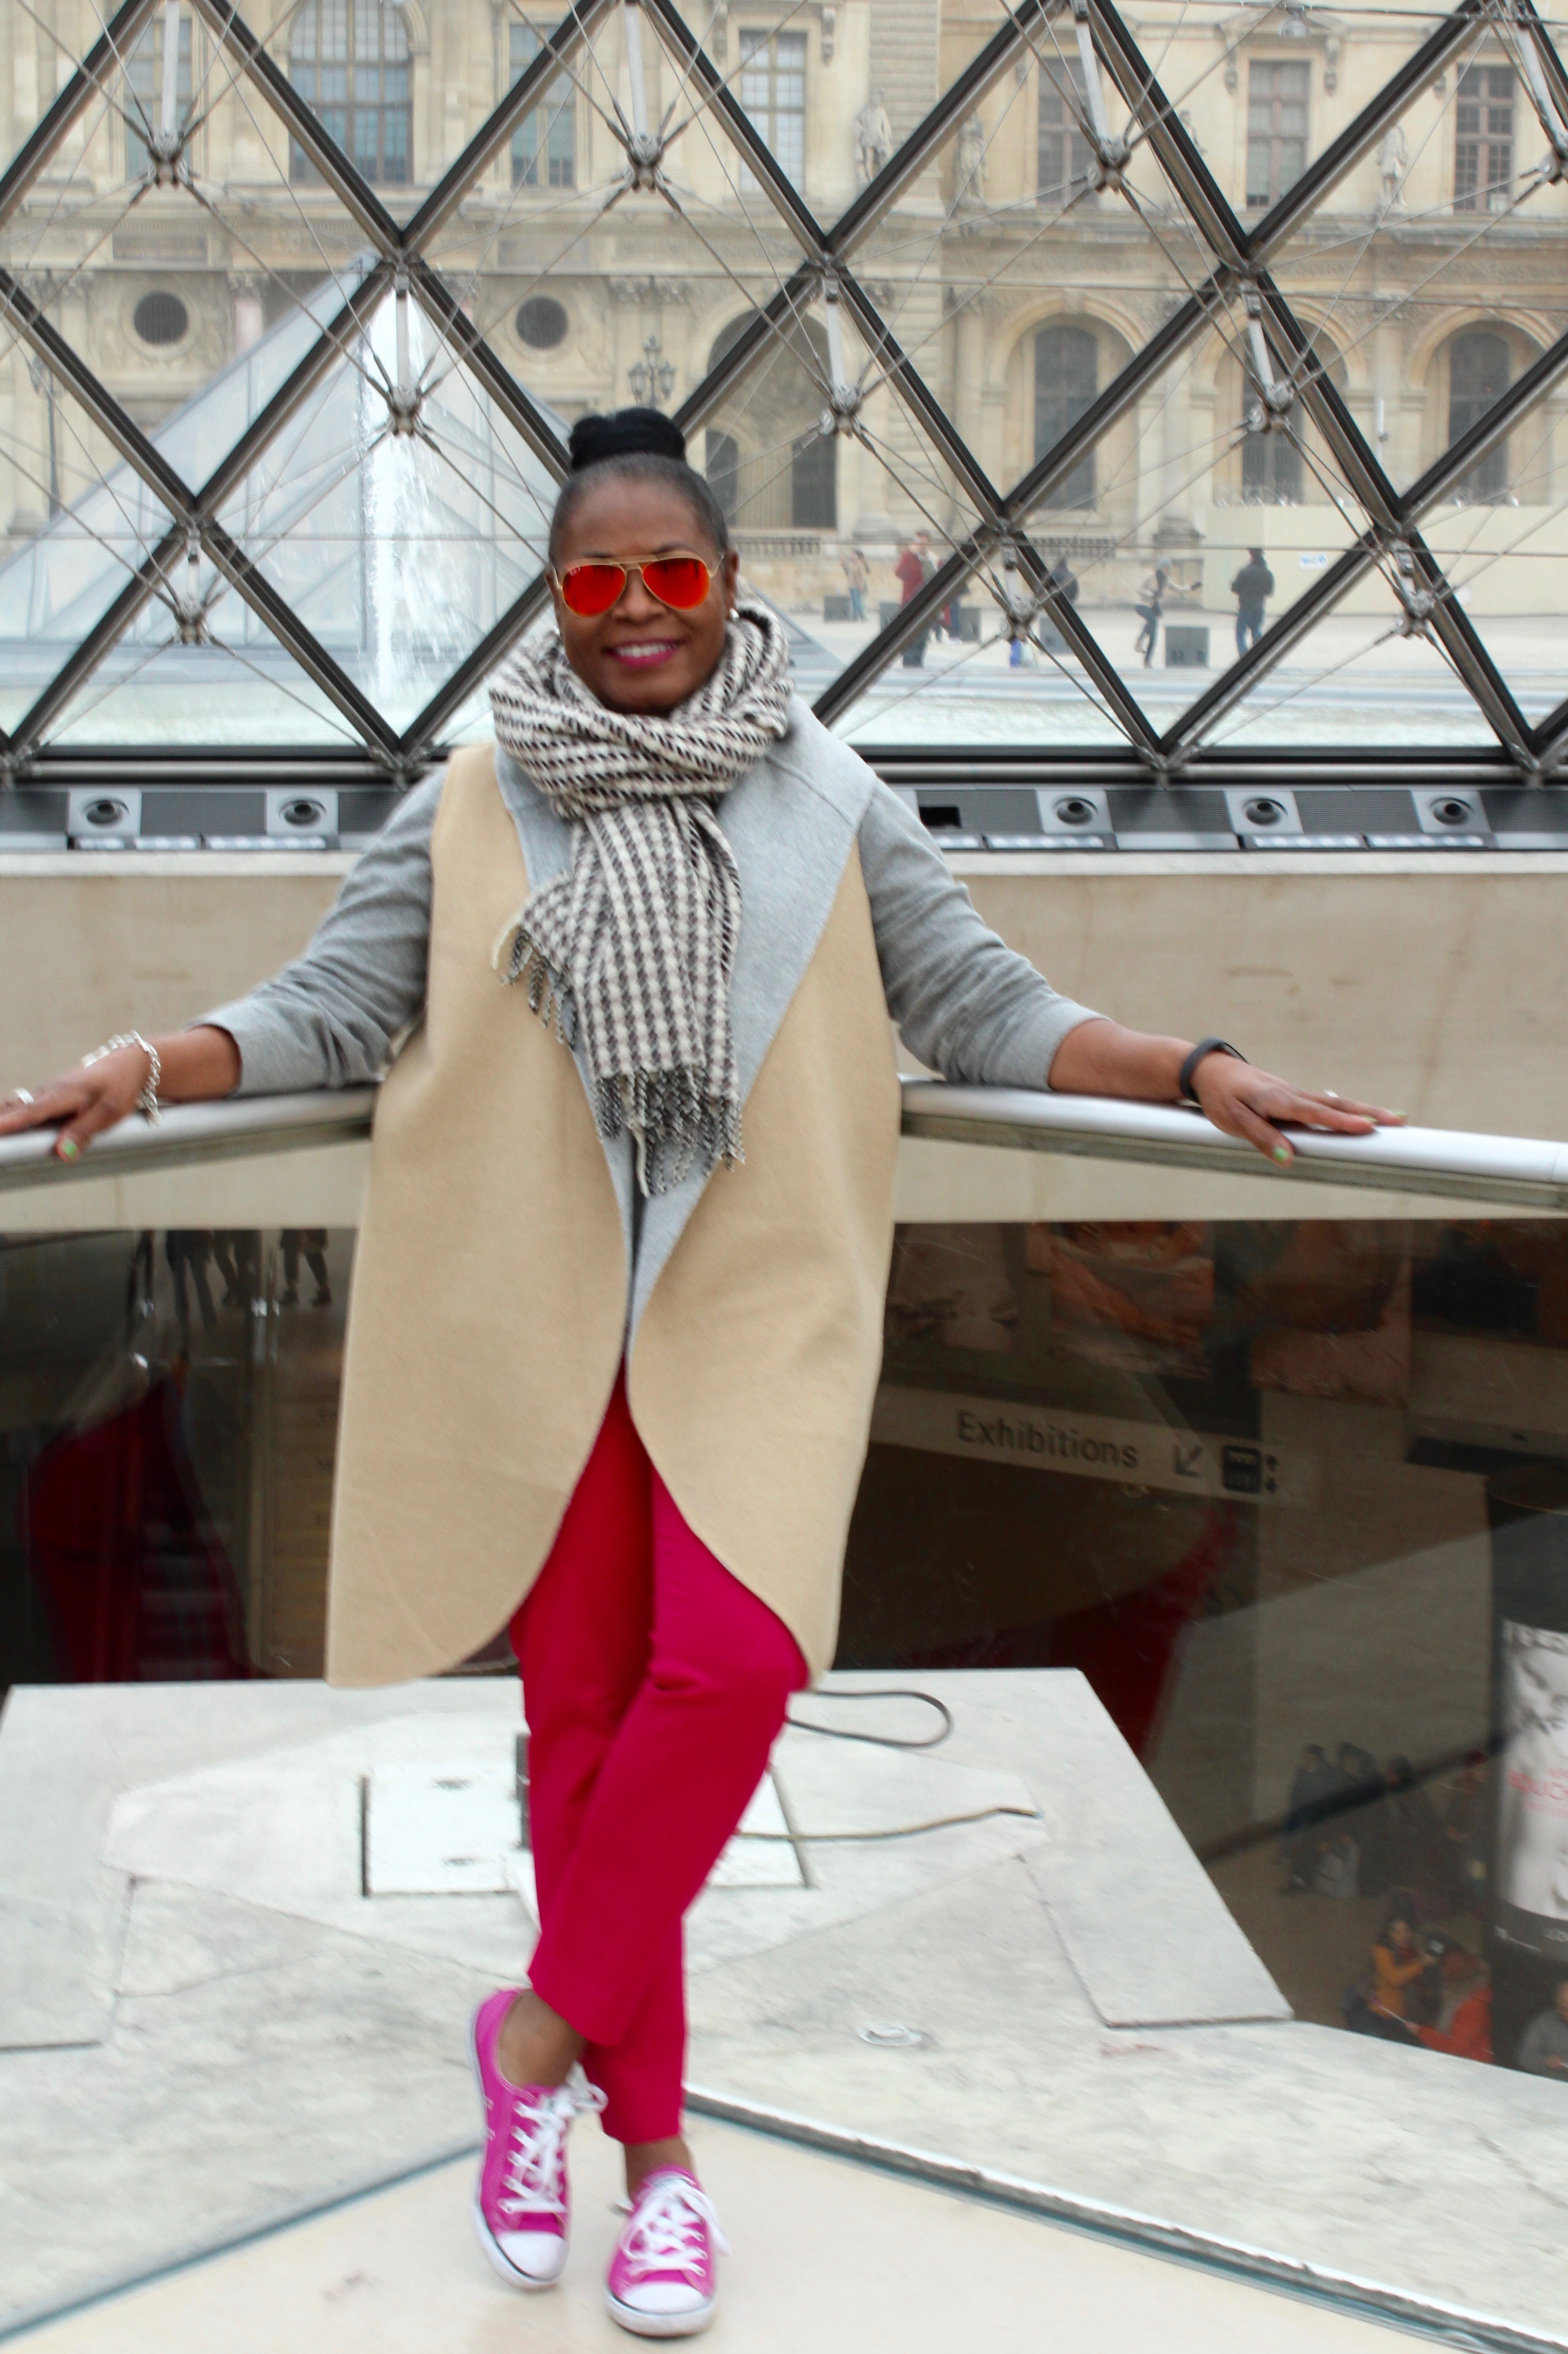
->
xmin=326 ymin=729 xmax=901 ymax=1687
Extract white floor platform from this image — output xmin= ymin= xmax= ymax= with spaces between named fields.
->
xmin=14 ymin=2114 xmax=1417 ymax=2354
xmin=2 ymin=1670 xmax=1566 ymax=2347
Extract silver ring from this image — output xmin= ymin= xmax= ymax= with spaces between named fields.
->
xmin=9 ymin=1087 xmax=33 ymax=1106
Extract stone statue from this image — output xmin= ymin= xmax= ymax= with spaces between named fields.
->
xmin=853 ymin=91 xmax=893 ymax=183
xmin=954 ymin=111 xmax=987 ymax=207
xmin=1377 ymin=123 xmax=1408 ymax=211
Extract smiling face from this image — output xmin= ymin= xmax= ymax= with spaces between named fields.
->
xmin=550 ymin=475 xmax=739 ymax=715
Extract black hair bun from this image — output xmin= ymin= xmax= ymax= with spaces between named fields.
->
xmin=568 ymin=407 xmax=688 ymax=472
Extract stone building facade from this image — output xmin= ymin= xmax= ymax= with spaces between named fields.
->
xmin=0 ymin=0 xmax=1562 ymax=735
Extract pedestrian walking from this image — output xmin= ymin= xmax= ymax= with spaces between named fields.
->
xmin=1232 ymin=546 xmax=1275 ymax=655
xmin=1134 ymin=559 xmax=1171 ymax=667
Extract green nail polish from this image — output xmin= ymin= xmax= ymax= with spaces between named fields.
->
xmin=1272 ymin=1143 xmax=1291 ymax=1164
xmin=59 ymin=1137 xmax=79 ymax=1160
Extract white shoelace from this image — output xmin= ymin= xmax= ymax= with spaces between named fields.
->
xmin=500 ymin=2076 xmax=605 ymax=2223
xmin=620 ymin=2174 xmax=730 ymax=2278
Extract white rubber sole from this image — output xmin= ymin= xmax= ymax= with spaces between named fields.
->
xmin=470 ymin=2193 xmax=567 ymax=2291
xmin=605 ymin=2286 xmax=718 ymax=2338
xmin=465 ymin=2009 xmax=568 ymax=2293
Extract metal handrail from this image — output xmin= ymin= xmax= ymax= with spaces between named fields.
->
xmin=0 ymin=1089 xmax=378 ymax=1195
xmin=3 ymin=1080 xmax=1566 ymax=1211
xmin=899 ymin=1083 xmax=1568 ymax=1211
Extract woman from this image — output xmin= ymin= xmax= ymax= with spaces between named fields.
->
xmin=1134 ymin=557 xmax=1171 ymax=668
xmin=0 ymin=408 xmax=1396 ymax=2337
xmin=1371 ymin=1914 xmax=1436 ymax=2023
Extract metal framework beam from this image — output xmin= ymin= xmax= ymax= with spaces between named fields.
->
xmin=0 ymin=268 xmax=404 ymax=764
xmin=638 ymin=0 xmax=828 ymax=258
xmin=406 ymin=261 xmax=572 ymax=474
xmin=401 ymin=574 xmax=555 ymax=752
xmin=1161 ymin=296 xmax=1568 ymax=766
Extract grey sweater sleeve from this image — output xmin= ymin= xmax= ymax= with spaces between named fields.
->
xmin=196 ymin=772 xmax=442 ymax=1095
xmin=856 ymin=780 xmax=1102 ymax=1084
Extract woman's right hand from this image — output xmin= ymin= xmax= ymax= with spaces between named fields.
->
xmin=0 ymin=1025 xmax=240 ymax=1160
xmin=0 ymin=1041 xmax=157 ymax=1160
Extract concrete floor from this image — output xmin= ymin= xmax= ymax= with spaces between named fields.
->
xmin=14 ymin=2114 xmax=1421 ymax=2354
xmin=5 ymin=1672 xmax=1568 ymax=2351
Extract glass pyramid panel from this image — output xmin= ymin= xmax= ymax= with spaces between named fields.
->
xmin=242 ymin=0 xmax=426 ymax=226
xmin=853 ymin=41 xmax=1224 ymax=523
xmin=1192 ymin=566 xmax=1499 ymax=754
xmin=1265 ymin=3 xmax=1568 ymax=500
xmin=0 ymin=26 xmax=388 ymax=476
xmin=40 ymin=552 xmax=366 ymax=745
xmin=213 ymin=283 xmax=560 ymax=733
xmin=0 ymin=363 xmax=177 ymax=733
xmin=413 ymin=2 xmax=810 ymax=408
xmin=1418 ymin=412 xmax=1568 ymax=729
xmin=1012 ymin=298 xmax=1374 ymax=738
xmin=692 ymin=292 xmax=984 ymax=706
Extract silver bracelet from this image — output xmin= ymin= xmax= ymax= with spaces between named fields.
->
xmin=82 ymin=1030 xmax=162 ymax=1124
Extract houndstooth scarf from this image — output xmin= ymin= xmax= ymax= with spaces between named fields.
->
xmin=487 ymin=601 xmax=793 ymax=1196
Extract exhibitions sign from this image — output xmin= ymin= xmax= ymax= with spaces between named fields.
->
xmin=870 ymin=1385 xmax=1315 ymax=1507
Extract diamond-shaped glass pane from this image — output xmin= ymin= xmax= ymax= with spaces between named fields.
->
xmin=413 ymin=4 xmax=811 ymax=408
xmin=40 ymin=552 xmax=363 ymax=745
xmin=1265 ymin=8 xmax=1568 ymax=502
xmin=0 ymin=360 xmax=177 ymax=733
xmin=214 ymin=284 xmax=559 ymax=733
xmin=1193 ymin=564 xmax=1502 ymax=753
xmin=694 ymin=292 xmax=983 ymax=707
xmin=1005 ymin=300 xmax=1373 ymax=739
xmin=1419 ymin=440 xmax=1568 ymax=731
xmin=0 ymin=10 xmax=73 ymax=173
xmin=241 ymin=0 xmax=423 ymax=224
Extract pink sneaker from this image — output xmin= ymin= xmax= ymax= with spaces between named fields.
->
xmin=606 ymin=2167 xmax=728 ymax=2337
xmin=467 ymin=1988 xmax=600 ymax=2289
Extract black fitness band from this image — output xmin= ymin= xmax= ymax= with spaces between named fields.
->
xmin=1178 ymin=1036 xmax=1246 ymax=1104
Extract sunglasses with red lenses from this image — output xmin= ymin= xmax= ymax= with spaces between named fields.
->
xmin=554 ymin=555 xmax=715 ymax=618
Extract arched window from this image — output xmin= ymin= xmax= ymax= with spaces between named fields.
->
xmin=1447 ymin=328 xmax=1510 ymax=503
xmin=1033 ymin=324 xmax=1097 ymax=508
xmin=290 ymin=1 xmax=411 ymax=186
xmin=790 ymin=430 xmax=836 ymax=529
xmin=1242 ymin=425 xmax=1302 ymax=505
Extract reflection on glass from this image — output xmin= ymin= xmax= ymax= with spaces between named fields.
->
xmin=11 ymin=1209 xmax=1568 ymax=2083
xmin=832 ymin=1214 xmax=1568 ymax=2079
xmin=0 ymin=1228 xmax=355 ymax=1686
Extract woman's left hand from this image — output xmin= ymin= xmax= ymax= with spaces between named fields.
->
xmin=1193 ymin=1055 xmax=1405 ymax=1168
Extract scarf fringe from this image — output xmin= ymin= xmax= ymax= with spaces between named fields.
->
xmin=596 ymin=1067 xmax=745 ymax=1197
xmin=492 ymin=916 xmax=577 ymax=1043
xmin=493 ymin=912 xmax=743 ymax=1196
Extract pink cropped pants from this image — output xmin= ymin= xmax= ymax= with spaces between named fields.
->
xmin=509 ymin=1373 xmax=806 ymax=2144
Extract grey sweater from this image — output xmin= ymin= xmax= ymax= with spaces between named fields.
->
xmin=203 ymin=729 xmax=1100 ymax=1104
